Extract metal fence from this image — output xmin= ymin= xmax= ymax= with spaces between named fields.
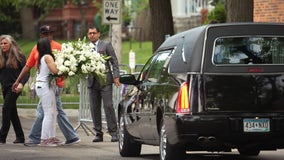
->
xmin=1 ymin=64 xmax=143 ymax=107
xmin=3 ymin=64 xmax=143 ymax=135
xmin=74 ymin=77 xmax=125 ymax=135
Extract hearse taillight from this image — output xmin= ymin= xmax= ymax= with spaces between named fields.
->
xmin=176 ymin=82 xmax=190 ymax=113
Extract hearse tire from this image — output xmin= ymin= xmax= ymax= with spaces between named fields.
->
xmin=159 ymin=120 xmax=186 ymax=160
xmin=118 ymin=115 xmax=142 ymax=157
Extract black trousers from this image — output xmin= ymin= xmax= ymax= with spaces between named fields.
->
xmin=88 ymin=84 xmax=117 ymax=136
xmin=0 ymin=86 xmax=24 ymax=142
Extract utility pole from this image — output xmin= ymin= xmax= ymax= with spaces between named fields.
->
xmin=111 ymin=24 xmax=122 ymax=64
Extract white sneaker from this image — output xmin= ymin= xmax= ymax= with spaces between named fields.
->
xmin=49 ymin=137 xmax=64 ymax=145
xmin=39 ymin=139 xmax=58 ymax=147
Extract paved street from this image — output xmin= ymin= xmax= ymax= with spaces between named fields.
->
xmin=0 ymin=108 xmax=159 ymax=160
xmin=1 ymin=109 xmax=284 ymax=160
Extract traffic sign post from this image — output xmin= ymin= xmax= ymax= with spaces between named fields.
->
xmin=103 ymin=0 xmax=122 ymax=24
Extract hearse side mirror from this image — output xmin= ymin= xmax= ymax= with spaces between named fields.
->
xmin=119 ymin=74 xmax=138 ymax=85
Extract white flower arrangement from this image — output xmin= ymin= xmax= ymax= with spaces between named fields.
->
xmin=52 ymin=37 xmax=110 ymax=84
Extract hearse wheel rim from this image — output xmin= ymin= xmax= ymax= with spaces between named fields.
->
xmin=160 ymin=123 xmax=167 ymax=160
xmin=119 ymin=116 xmax=125 ymax=150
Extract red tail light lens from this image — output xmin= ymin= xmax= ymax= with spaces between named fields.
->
xmin=176 ymin=82 xmax=190 ymax=113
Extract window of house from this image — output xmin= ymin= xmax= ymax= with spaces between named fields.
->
xmin=172 ymin=0 xmax=209 ymax=17
xmin=187 ymin=0 xmax=209 ymax=15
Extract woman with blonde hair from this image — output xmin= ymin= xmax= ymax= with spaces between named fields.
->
xmin=0 ymin=35 xmax=29 ymax=144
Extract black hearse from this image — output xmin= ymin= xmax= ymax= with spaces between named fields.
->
xmin=118 ymin=23 xmax=284 ymax=160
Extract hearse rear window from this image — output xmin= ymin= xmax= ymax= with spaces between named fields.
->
xmin=213 ymin=36 xmax=284 ymax=65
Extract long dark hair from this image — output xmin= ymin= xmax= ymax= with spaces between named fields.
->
xmin=37 ymin=37 xmax=55 ymax=72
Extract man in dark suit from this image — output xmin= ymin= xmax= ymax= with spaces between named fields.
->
xmin=87 ymin=25 xmax=120 ymax=142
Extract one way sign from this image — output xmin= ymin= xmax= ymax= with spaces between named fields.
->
xmin=103 ymin=0 xmax=121 ymax=24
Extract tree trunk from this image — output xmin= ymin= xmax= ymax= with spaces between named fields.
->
xmin=149 ymin=0 xmax=174 ymax=52
xmin=226 ymin=0 xmax=253 ymax=22
xmin=133 ymin=8 xmax=151 ymax=41
xmin=20 ymin=7 xmax=37 ymax=39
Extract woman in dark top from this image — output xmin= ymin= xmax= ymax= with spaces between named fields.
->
xmin=0 ymin=35 xmax=30 ymax=144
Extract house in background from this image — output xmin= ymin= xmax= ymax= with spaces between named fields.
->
xmin=171 ymin=0 xmax=212 ymax=33
xmin=38 ymin=0 xmax=101 ymax=40
xmin=37 ymin=0 xmax=284 ymax=40
xmin=38 ymin=0 xmax=211 ymax=40
xmin=172 ymin=0 xmax=284 ymax=33
xmin=254 ymin=0 xmax=284 ymax=22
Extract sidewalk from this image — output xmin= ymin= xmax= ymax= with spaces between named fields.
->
xmin=0 ymin=108 xmax=117 ymax=160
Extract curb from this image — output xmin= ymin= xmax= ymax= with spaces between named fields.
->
xmin=18 ymin=108 xmax=79 ymax=117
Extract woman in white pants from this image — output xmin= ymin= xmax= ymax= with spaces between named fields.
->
xmin=35 ymin=37 xmax=59 ymax=146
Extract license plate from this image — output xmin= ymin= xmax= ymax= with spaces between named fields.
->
xmin=243 ymin=118 xmax=270 ymax=132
